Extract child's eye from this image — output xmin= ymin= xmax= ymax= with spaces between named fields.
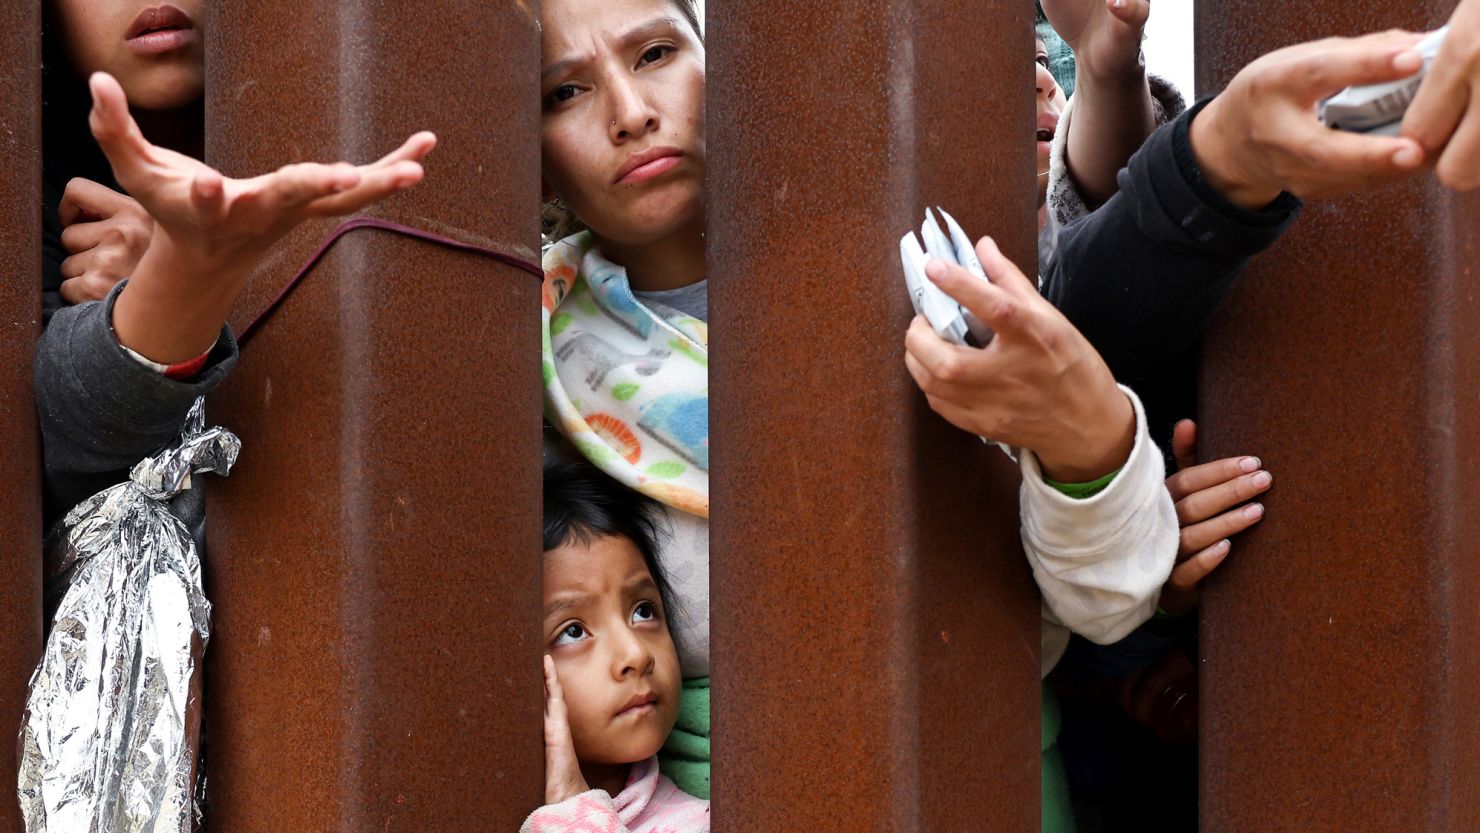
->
xmin=552 ymin=622 xmax=589 ymax=646
xmin=1036 ymin=55 xmax=1051 ymax=70
xmin=638 ymin=45 xmax=674 ymax=68
xmin=632 ymin=601 xmax=659 ymax=624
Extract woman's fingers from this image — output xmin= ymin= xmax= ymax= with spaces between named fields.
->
xmin=1159 ymin=539 xmax=1232 ymax=615
xmin=59 ymin=275 xmax=118 ymax=305
xmin=1174 ymin=466 xmax=1272 ymax=524
xmin=1106 ymin=0 xmax=1151 ymax=31
xmin=59 ymin=177 xmax=132 ymax=228
xmin=86 ymin=73 xmax=157 ymax=189
xmin=1166 ymin=455 xmax=1262 ymax=503
xmin=1434 ymin=101 xmax=1480 ymax=190
xmin=366 ymin=131 xmax=439 ymax=170
xmin=303 ymin=160 xmax=426 ymax=217
xmin=298 ymin=133 xmax=436 ymax=216
xmin=973 ymin=235 xmax=1040 ymax=300
xmin=1171 ymin=419 xmax=1198 ymax=472
xmin=1283 ymin=32 xmax=1426 ymax=103
xmin=1180 ymin=502 xmax=1264 ymax=555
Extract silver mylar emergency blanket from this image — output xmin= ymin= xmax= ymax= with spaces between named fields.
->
xmin=18 ymin=398 xmax=239 ymax=833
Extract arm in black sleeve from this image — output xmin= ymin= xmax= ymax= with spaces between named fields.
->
xmin=1040 ymin=98 xmax=1303 ymax=385
xmin=34 ymin=280 xmax=238 ymax=528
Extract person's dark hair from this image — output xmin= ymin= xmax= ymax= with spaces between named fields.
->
xmin=543 ymin=460 xmax=678 ymax=628
xmin=541 ymin=0 xmax=704 ymax=243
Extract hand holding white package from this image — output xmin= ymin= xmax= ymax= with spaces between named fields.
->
xmin=1320 ymin=26 xmax=1449 ymax=135
xmin=899 ymin=207 xmax=995 ymax=348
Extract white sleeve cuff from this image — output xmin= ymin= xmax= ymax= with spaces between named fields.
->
xmin=1018 ymin=384 xmax=1179 ymax=645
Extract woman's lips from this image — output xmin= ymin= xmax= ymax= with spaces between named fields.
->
xmin=614 ymin=148 xmax=683 ymax=185
xmin=126 ymin=5 xmax=196 ymax=56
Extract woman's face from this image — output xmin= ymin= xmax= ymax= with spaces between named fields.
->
xmin=52 ymin=0 xmax=204 ymax=111
xmin=541 ymin=0 xmax=706 ymax=246
xmin=1036 ymin=37 xmax=1066 ymax=206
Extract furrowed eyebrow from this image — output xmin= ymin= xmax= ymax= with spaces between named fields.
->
xmin=541 ymin=16 xmax=685 ymax=84
xmin=615 ymin=16 xmax=684 ymax=51
xmin=542 ymin=56 xmax=586 ymax=84
xmin=544 ymin=593 xmax=593 ymax=620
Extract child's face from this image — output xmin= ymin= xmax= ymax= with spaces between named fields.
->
xmin=540 ymin=0 xmax=706 ymax=246
xmin=1036 ymin=37 xmax=1066 ymax=207
xmin=544 ymin=534 xmax=681 ymax=766
xmin=52 ymin=0 xmax=204 ymax=110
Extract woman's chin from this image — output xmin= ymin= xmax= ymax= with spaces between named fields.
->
xmin=118 ymin=68 xmax=205 ymax=112
xmin=601 ymin=197 xmax=704 ymax=246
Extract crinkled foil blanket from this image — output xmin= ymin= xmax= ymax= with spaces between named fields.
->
xmin=18 ymin=398 xmax=239 ymax=833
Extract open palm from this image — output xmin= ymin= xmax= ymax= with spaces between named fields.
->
xmin=87 ymin=71 xmax=435 ymax=268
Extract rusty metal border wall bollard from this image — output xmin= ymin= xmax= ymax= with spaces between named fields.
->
xmin=202 ymin=3 xmax=542 ymax=830
xmin=1 ymin=4 xmax=43 ymax=833
xmin=1197 ymin=2 xmax=1480 ymax=830
xmin=710 ymin=2 xmax=1042 ymax=830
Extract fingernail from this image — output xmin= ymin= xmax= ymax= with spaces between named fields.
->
xmin=1243 ymin=503 xmax=1265 ymax=520
xmin=1394 ymin=145 xmax=1422 ymax=168
xmin=924 ymin=259 xmax=948 ymax=281
xmin=1238 ymin=456 xmax=1260 ymax=473
xmin=1215 ymin=539 xmax=1231 ymax=554
xmin=1394 ymin=50 xmax=1423 ymax=72
xmin=1252 ymin=470 xmax=1273 ymax=488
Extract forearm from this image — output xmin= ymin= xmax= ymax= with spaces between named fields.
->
xmin=1042 ymin=101 xmax=1301 ymax=383
xmin=1033 ymin=378 xmax=1136 ymax=484
xmin=1064 ymin=65 xmax=1158 ymax=208
xmin=112 ymin=232 xmax=251 ymax=363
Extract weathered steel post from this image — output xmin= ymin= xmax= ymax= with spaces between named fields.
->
xmin=1 ymin=5 xmax=44 ymax=832
xmin=1197 ymin=2 xmax=1480 ymax=830
xmin=203 ymin=2 xmax=542 ymax=830
xmin=710 ymin=1 xmax=1042 ymax=829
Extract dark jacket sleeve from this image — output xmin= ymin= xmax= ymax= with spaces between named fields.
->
xmin=34 ymin=280 xmax=238 ymax=528
xmin=1040 ymin=99 xmax=1302 ymax=385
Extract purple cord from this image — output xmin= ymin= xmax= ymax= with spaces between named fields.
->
xmin=237 ymin=216 xmax=543 ymax=351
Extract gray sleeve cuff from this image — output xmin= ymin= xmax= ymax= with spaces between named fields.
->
xmin=35 ymin=281 xmax=239 ymax=492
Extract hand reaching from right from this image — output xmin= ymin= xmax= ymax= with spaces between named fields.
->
xmin=86 ymin=71 xmax=437 ymax=362
xmin=1190 ymin=31 xmax=1429 ymax=209
xmin=1403 ymin=0 xmax=1480 ymax=190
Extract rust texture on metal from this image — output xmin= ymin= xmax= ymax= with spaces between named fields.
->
xmin=710 ymin=1 xmax=1041 ymax=829
xmin=1197 ymin=2 xmax=1480 ymax=830
xmin=203 ymin=2 xmax=542 ymax=829
xmin=1 ymin=4 xmax=44 ymax=832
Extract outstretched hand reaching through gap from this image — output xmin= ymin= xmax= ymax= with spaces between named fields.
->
xmin=87 ymin=71 xmax=437 ymax=362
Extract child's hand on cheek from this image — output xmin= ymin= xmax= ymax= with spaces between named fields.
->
xmin=85 ymin=71 xmax=436 ymax=362
xmin=543 ymin=655 xmax=591 ymax=806
xmin=1158 ymin=420 xmax=1272 ymax=616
